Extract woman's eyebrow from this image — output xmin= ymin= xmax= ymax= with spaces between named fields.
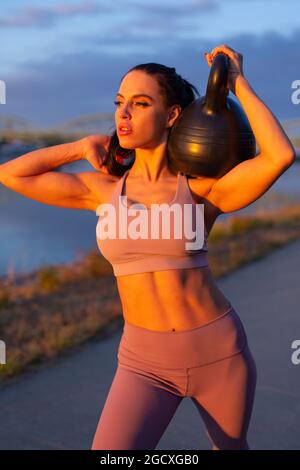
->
xmin=116 ymin=93 xmax=155 ymax=102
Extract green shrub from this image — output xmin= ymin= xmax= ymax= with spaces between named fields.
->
xmin=83 ymin=251 xmax=112 ymax=278
xmin=37 ymin=266 xmax=60 ymax=293
xmin=0 ymin=284 xmax=11 ymax=310
xmin=230 ymin=216 xmax=271 ymax=234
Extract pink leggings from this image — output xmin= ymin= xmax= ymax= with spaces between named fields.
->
xmin=91 ymin=304 xmax=257 ymax=450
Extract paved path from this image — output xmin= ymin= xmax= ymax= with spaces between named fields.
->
xmin=1 ymin=238 xmax=300 ymax=450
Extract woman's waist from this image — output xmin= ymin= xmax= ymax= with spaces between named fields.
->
xmin=117 ymin=267 xmax=231 ymax=331
xmin=118 ymin=306 xmax=248 ymax=369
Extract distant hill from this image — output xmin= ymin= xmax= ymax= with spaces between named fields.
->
xmin=0 ymin=112 xmax=299 ymax=152
xmin=282 ymin=117 xmax=300 ymax=135
xmin=282 ymin=117 xmax=300 ymax=149
xmin=0 ymin=112 xmax=115 ymax=136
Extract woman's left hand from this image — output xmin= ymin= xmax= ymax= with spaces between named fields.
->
xmin=80 ymin=134 xmax=111 ymax=173
xmin=204 ymin=44 xmax=244 ymax=95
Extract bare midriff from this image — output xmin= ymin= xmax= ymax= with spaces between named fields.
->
xmin=116 ymin=265 xmax=232 ymax=332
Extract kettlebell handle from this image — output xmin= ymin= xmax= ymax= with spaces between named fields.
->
xmin=203 ymin=53 xmax=229 ymax=115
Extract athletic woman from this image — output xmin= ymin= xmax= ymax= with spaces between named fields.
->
xmin=0 ymin=44 xmax=295 ymax=450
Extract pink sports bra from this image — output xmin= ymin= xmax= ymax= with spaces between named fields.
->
xmin=95 ymin=169 xmax=209 ymax=276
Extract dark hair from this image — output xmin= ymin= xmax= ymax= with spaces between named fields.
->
xmin=104 ymin=63 xmax=200 ymax=177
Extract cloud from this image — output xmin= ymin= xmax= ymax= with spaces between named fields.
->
xmin=1 ymin=26 xmax=300 ymax=129
xmin=0 ymin=1 xmax=105 ymax=28
xmin=0 ymin=0 xmax=288 ymax=31
xmin=0 ymin=0 xmax=219 ymax=30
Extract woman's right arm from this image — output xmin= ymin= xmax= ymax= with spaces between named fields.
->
xmin=0 ymin=135 xmax=110 ymax=211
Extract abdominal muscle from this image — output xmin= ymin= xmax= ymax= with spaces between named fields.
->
xmin=116 ymin=265 xmax=232 ymax=332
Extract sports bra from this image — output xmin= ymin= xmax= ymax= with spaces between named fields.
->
xmin=95 ymin=169 xmax=209 ymax=276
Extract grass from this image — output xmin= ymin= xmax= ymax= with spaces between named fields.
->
xmin=1 ymin=201 xmax=300 ymax=385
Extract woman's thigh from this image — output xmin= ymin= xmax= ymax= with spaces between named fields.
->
xmin=91 ymin=365 xmax=183 ymax=450
xmin=189 ymin=343 xmax=257 ymax=450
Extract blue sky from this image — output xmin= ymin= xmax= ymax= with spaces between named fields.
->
xmin=1 ymin=0 xmax=300 ymax=128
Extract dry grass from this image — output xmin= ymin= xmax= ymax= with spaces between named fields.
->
xmin=208 ymin=202 xmax=300 ymax=278
xmin=1 ymin=202 xmax=300 ymax=384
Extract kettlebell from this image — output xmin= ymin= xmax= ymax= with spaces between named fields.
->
xmin=167 ymin=53 xmax=256 ymax=178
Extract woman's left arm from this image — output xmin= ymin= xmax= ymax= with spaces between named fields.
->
xmin=205 ymin=44 xmax=296 ymax=213
xmin=235 ymin=75 xmax=295 ymax=159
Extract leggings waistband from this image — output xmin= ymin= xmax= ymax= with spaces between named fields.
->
xmin=118 ymin=305 xmax=248 ymax=369
xmin=123 ymin=303 xmax=234 ymax=335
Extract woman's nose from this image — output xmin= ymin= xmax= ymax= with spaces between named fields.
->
xmin=118 ymin=101 xmax=132 ymax=116
xmin=120 ymin=109 xmax=131 ymax=118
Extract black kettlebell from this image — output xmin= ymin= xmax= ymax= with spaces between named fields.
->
xmin=167 ymin=53 xmax=256 ymax=178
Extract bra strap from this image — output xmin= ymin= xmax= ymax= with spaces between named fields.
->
xmin=180 ymin=173 xmax=208 ymax=237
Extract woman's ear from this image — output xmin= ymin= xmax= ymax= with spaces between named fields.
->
xmin=167 ymin=104 xmax=182 ymax=128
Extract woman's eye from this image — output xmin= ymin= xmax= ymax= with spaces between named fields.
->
xmin=113 ymin=101 xmax=149 ymax=107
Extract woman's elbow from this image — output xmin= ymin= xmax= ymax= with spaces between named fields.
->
xmin=285 ymin=149 xmax=296 ymax=167
xmin=275 ymin=148 xmax=296 ymax=169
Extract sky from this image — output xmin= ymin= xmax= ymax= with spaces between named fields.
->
xmin=0 ymin=0 xmax=300 ymax=129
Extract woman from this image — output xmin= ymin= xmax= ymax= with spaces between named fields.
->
xmin=0 ymin=45 xmax=295 ymax=450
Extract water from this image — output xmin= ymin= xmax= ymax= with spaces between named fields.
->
xmin=0 ymin=159 xmax=98 ymax=278
xmin=1 ymin=157 xmax=299 ymax=278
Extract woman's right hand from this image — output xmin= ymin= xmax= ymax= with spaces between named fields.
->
xmin=80 ymin=134 xmax=111 ymax=173
xmin=204 ymin=44 xmax=244 ymax=96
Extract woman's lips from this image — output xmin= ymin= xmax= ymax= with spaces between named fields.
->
xmin=118 ymin=128 xmax=133 ymax=136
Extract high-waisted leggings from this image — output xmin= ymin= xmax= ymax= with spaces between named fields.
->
xmin=91 ymin=304 xmax=257 ymax=450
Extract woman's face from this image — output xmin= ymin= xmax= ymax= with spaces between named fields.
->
xmin=114 ymin=70 xmax=180 ymax=150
